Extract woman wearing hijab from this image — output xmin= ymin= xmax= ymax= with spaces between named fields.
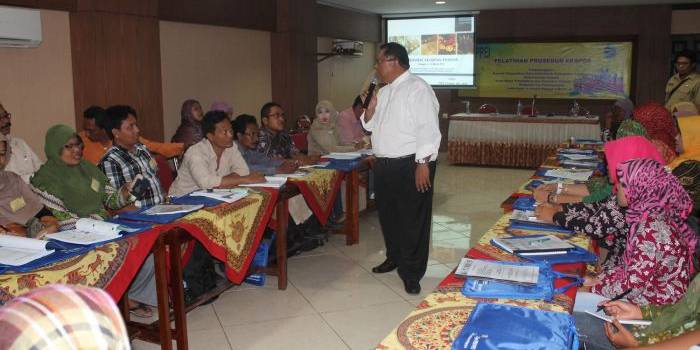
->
xmin=0 ymin=284 xmax=130 ymax=350
xmin=602 ymin=98 xmax=634 ymax=141
xmin=0 ymin=134 xmax=57 ymax=237
xmin=210 ymin=101 xmax=234 ymax=120
xmin=536 ymin=136 xmax=667 ymax=271
xmin=633 ymin=101 xmax=679 ymax=155
xmin=30 ymin=124 xmax=156 ymax=317
xmin=670 ymin=114 xmax=700 ymax=168
xmin=588 ymin=158 xmax=693 ymax=305
xmin=307 ymin=100 xmax=358 ymax=156
xmin=171 ymin=99 xmax=204 ymax=148
xmin=615 ymin=119 xmax=647 ymax=139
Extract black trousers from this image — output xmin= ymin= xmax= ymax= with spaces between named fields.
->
xmin=373 ymin=156 xmax=436 ymax=281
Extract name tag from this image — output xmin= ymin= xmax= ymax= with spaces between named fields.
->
xmin=10 ymin=196 xmax=26 ymax=212
xmin=91 ymin=178 xmax=100 ymax=192
xmin=149 ymin=158 xmax=157 ymax=170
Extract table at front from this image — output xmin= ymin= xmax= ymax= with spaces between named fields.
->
xmin=447 ymin=113 xmax=600 ymax=168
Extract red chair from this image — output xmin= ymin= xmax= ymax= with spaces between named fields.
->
xmin=521 ymin=106 xmax=539 ymax=116
xmin=155 ymin=154 xmax=176 ymax=193
xmin=478 ymin=104 xmax=498 ymax=114
xmin=290 ymin=131 xmax=308 ymax=153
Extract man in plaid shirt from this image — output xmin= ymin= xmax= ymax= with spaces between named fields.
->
xmin=98 ymin=105 xmax=164 ymax=208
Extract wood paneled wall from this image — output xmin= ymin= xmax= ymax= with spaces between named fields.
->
xmin=159 ymin=0 xmax=276 ymax=32
xmin=70 ymin=1 xmax=164 ymax=140
xmin=316 ymin=4 xmax=381 ymax=43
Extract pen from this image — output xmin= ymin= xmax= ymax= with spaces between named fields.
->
xmin=596 ymin=288 xmax=633 ymax=312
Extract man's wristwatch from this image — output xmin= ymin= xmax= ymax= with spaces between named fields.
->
xmin=416 ymin=156 xmax=430 ymax=164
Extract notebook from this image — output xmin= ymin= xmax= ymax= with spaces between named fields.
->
xmin=455 ymin=258 xmax=539 ymax=285
xmin=0 ymin=235 xmax=55 ymax=266
xmin=491 ymin=235 xmax=573 ymax=256
xmin=240 ymin=176 xmax=288 ymax=188
xmin=574 ymin=292 xmax=651 ymax=326
xmin=46 ymin=218 xmax=126 ymax=245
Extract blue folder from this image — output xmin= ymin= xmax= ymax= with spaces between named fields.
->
xmin=508 ymin=220 xmax=576 ymax=235
xmin=170 ymin=194 xmax=226 ymax=207
xmin=322 ymin=158 xmax=363 ymax=172
xmin=115 ymin=206 xmax=193 ymax=224
xmin=513 ymin=196 xmax=536 ymax=211
xmin=490 ymin=234 xmax=598 ymax=265
xmin=452 ymin=302 xmax=579 ymax=350
xmin=461 ymin=260 xmax=582 ymax=301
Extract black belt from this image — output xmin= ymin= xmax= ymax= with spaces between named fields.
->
xmin=375 ymin=154 xmax=415 ymax=163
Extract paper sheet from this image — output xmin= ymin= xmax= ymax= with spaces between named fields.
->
xmin=574 ymin=292 xmax=651 ymax=325
xmin=141 ymin=204 xmax=204 ymax=215
xmin=190 ymin=190 xmax=248 ymax=203
xmin=46 ymin=230 xmax=120 ymax=245
xmin=544 ymin=168 xmax=593 ymax=181
xmin=241 ymin=176 xmax=288 ymax=188
xmin=455 ymin=258 xmax=539 ymax=284
xmin=75 ymin=218 xmax=121 ymax=235
xmin=0 ymin=246 xmax=54 ymax=266
xmin=0 ymin=234 xmax=49 ymax=251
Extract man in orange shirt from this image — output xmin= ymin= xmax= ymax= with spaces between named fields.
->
xmin=79 ymin=106 xmax=184 ymax=164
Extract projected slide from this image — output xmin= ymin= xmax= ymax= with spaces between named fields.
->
xmin=387 ymin=16 xmax=475 ymax=87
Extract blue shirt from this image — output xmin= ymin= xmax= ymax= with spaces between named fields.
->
xmin=236 ymin=141 xmax=284 ymax=175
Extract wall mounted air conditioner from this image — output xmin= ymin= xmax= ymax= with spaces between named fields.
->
xmin=0 ymin=6 xmax=42 ymax=48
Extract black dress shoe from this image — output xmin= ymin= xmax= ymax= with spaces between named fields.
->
xmin=371 ymin=259 xmax=398 ymax=273
xmin=403 ymin=279 xmax=421 ymax=295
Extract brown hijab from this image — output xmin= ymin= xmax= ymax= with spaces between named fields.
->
xmin=0 ymin=134 xmax=43 ymax=226
xmin=171 ymin=99 xmax=203 ymax=147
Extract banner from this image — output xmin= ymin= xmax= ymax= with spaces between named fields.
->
xmin=460 ymin=42 xmax=632 ymax=100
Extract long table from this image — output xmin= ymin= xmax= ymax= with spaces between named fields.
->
xmin=447 ymin=113 xmax=600 ymax=168
xmin=375 ymin=149 xmax=597 ymax=349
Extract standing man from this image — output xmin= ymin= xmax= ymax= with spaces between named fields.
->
xmin=362 ymin=42 xmax=441 ymax=294
xmin=665 ymin=50 xmax=700 ymax=112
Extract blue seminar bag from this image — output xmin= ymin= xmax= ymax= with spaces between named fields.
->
xmin=452 ymin=302 xmax=579 ymax=350
xmin=461 ymin=260 xmax=582 ymax=301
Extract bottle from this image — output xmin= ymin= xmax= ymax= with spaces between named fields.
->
xmin=516 ymin=100 xmax=523 ymax=116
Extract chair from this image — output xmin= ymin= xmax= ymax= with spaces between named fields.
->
xmin=290 ymin=131 xmax=308 ymax=153
xmin=155 ymin=154 xmax=176 ymax=193
xmin=478 ymin=104 xmax=498 ymax=114
xmin=521 ymin=106 xmax=539 ymax=116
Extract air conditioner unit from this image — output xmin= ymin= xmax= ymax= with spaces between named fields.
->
xmin=332 ymin=40 xmax=363 ymax=57
xmin=0 ymin=6 xmax=42 ymax=48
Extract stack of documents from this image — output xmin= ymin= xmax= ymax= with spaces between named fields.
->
xmin=190 ymin=189 xmax=248 ymax=203
xmin=241 ymin=176 xmax=288 ymax=188
xmin=141 ymin=204 xmax=204 ymax=215
xmin=324 ymin=152 xmax=363 ymax=160
xmin=455 ymin=258 xmax=539 ymax=285
xmin=544 ymin=168 xmax=593 ymax=181
xmin=0 ymin=235 xmax=55 ymax=266
xmin=491 ymin=235 xmax=573 ymax=256
xmin=46 ymin=218 xmax=128 ymax=245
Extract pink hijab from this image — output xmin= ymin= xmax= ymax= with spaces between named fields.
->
xmin=617 ymin=158 xmax=696 ymax=269
xmin=604 ymin=135 xmax=666 ymax=186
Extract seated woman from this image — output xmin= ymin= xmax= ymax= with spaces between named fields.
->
xmin=0 ymin=134 xmax=57 ymax=238
xmin=307 ymin=100 xmax=359 ymax=156
xmin=634 ymin=101 xmax=679 ymax=163
xmin=168 ymin=111 xmax=265 ymax=197
xmin=670 ymin=114 xmax=700 ymax=168
xmin=536 ymin=136 xmax=666 ymax=271
xmin=256 ymin=102 xmax=317 ymax=164
xmin=588 ymin=159 xmax=692 ymax=306
xmin=576 ymin=272 xmax=700 ymax=350
xmin=171 ymin=99 xmax=204 ymax=149
xmin=601 ymin=98 xmax=634 ymax=141
xmin=30 ymin=124 xmax=156 ymax=317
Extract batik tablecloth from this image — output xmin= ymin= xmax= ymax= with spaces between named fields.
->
xmin=164 ymin=188 xmax=278 ymax=284
xmin=0 ymin=229 xmax=160 ymax=304
xmin=288 ymin=168 xmax=344 ymax=225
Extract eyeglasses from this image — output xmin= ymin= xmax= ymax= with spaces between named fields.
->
xmin=63 ymin=142 xmax=84 ymax=151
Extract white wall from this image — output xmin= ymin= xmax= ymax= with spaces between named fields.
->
xmin=317 ymin=37 xmax=376 ymax=113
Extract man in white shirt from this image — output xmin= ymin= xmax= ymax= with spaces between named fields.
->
xmin=361 ymin=42 xmax=441 ymax=295
xmin=0 ymin=103 xmax=42 ymax=183
xmin=169 ymin=111 xmax=265 ymax=197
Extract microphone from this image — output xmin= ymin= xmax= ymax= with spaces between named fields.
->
xmin=363 ymin=78 xmax=377 ymax=109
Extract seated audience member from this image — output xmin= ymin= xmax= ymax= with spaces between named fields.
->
xmin=576 ymin=273 xmax=700 ymax=350
xmin=670 ymin=114 xmax=700 ymax=168
xmin=615 ymin=119 xmax=647 ymax=139
xmin=0 ymin=134 xmax=57 ymax=238
xmin=232 ymin=114 xmax=298 ymax=175
xmin=171 ymin=99 xmax=205 ymax=149
xmin=169 ymin=111 xmax=265 ymax=197
xmin=0 ymin=284 xmax=130 ymax=350
xmin=210 ymin=101 xmax=234 ymax=120
xmin=308 ymin=100 xmax=358 ymax=156
xmin=98 ymin=105 xmax=164 ymax=208
xmin=81 ymin=106 xmax=184 ymax=164
xmin=536 ymin=136 xmax=667 ymax=271
xmin=256 ymin=102 xmax=317 ymax=164
xmin=634 ymin=101 xmax=679 ymax=162
xmin=336 ymin=96 xmax=367 ymax=145
xmin=31 ymin=124 xmax=156 ymax=316
xmin=601 ymin=98 xmax=634 ymax=141
xmin=588 ymin=159 xmax=692 ymax=306
xmin=0 ymin=103 xmax=42 ymax=183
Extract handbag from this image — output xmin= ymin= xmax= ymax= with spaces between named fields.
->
xmin=452 ymin=302 xmax=579 ymax=350
xmin=461 ymin=260 xmax=582 ymax=301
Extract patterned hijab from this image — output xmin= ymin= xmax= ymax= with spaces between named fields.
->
xmin=633 ymin=101 xmax=679 ymax=152
xmin=604 ymin=135 xmax=666 ymax=186
xmin=615 ymin=119 xmax=647 ymax=139
xmin=617 ymin=158 xmax=696 ymax=266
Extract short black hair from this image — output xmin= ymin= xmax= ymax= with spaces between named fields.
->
xmin=676 ymin=50 xmax=697 ymax=64
xmin=232 ymin=114 xmax=258 ymax=140
xmin=202 ymin=110 xmax=230 ymax=136
xmin=260 ymin=102 xmax=282 ymax=120
xmin=83 ymin=106 xmax=107 ymax=129
xmin=352 ymin=95 xmax=362 ymax=108
xmin=102 ymin=105 xmax=137 ymax=140
xmin=380 ymin=42 xmax=410 ymax=69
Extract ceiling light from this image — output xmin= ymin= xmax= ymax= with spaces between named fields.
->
xmin=435 ymin=1 xmax=446 ymax=4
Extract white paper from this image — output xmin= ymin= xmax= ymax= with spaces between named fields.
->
xmin=492 ymin=235 xmax=572 ymax=254
xmin=190 ymin=190 xmax=248 ymax=203
xmin=0 ymin=247 xmax=54 ymax=266
xmin=511 ymin=209 xmax=541 ymax=222
xmin=0 ymin=234 xmax=49 ymax=251
xmin=76 ymin=218 xmax=121 ymax=235
xmin=559 ymin=153 xmax=598 ymax=161
xmin=325 ymin=152 xmax=362 ymax=160
xmin=456 ymin=258 xmax=539 ymax=285
xmin=141 ymin=204 xmax=204 ymax=215
xmin=46 ymin=230 xmax=120 ymax=245
xmin=241 ymin=176 xmax=289 ymax=188
xmin=544 ymin=169 xmax=593 ymax=181
xmin=575 ymin=292 xmax=651 ymax=325
xmin=299 ymin=162 xmax=330 ymax=169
